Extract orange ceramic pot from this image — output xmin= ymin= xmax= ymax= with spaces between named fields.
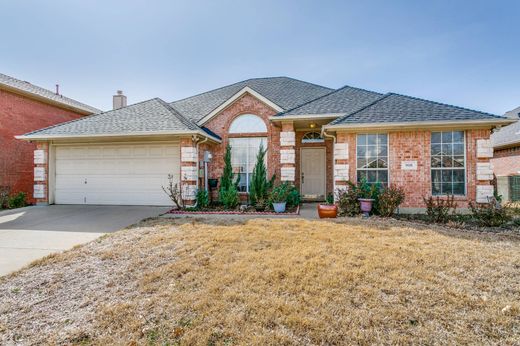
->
xmin=317 ymin=204 xmax=338 ymax=218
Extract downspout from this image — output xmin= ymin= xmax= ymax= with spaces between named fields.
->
xmin=195 ymin=135 xmax=209 ymax=192
xmin=322 ymin=129 xmax=337 ymax=200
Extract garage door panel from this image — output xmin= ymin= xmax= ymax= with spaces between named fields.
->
xmin=55 ymin=143 xmax=180 ymax=206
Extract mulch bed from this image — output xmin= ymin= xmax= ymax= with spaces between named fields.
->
xmin=168 ymin=205 xmax=300 ymax=215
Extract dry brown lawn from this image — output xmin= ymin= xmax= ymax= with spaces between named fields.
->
xmin=1 ymin=217 xmax=519 ymax=345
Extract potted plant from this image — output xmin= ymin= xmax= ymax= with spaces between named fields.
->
xmin=269 ymin=183 xmax=289 ymax=213
xmin=317 ymin=193 xmax=337 ymax=218
xmin=357 ymin=179 xmax=379 ymax=217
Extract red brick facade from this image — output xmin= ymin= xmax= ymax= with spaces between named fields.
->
xmin=201 ymin=93 xmax=281 ymax=199
xmin=334 ymin=129 xmax=493 ymax=209
xmin=0 ymin=89 xmax=86 ymax=204
xmin=491 ymin=146 xmax=520 ymax=176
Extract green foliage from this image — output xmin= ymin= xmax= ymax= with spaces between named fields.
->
xmin=269 ymin=182 xmax=290 ymax=203
xmin=375 ymin=186 xmax=406 ymax=217
xmin=196 ymin=189 xmax=209 ymax=209
xmin=469 ymin=198 xmax=512 ymax=227
xmin=249 ymin=144 xmax=275 ymax=208
xmin=8 ymin=192 xmax=26 ymax=209
xmin=423 ymin=195 xmax=457 ymax=223
xmin=357 ymin=178 xmax=380 ymax=200
xmin=286 ymin=187 xmax=301 ymax=208
xmin=336 ymin=181 xmax=361 ymax=216
xmin=220 ymin=185 xmax=240 ymax=209
xmin=325 ymin=193 xmax=334 ymax=205
xmin=219 ymin=144 xmax=240 ymax=209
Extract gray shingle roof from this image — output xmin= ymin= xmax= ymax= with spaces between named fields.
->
xmin=170 ymin=77 xmax=332 ymax=122
xmin=21 ymin=98 xmax=202 ymax=138
xmin=329 ymin=93 xmax=506 ymax=126
xmin=278 ymin=85 xmax=383 ymax=116
xmin=0 ymin=73 xmax=100 ymax=114
xmin=491 ymin=120 xmax=520 ymax=148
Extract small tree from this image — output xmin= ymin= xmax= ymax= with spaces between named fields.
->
xmin=249 ymin=144 xmax=275 ymax=210
xmin=219 ymin=144 xmax=240 ymax=209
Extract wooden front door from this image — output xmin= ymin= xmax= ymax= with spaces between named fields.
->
xmin=300 ymin=147 xmax=326 ymax=198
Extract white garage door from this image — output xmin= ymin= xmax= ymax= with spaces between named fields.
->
xmin=55 ymin=142 xmax=180 ymax=206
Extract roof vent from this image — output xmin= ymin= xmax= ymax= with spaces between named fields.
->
xmin=113 ymin=90 xmax=127 ymax=110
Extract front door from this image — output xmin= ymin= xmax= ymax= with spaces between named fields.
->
xmin=301 ymin=147 xmax=326 ymax=199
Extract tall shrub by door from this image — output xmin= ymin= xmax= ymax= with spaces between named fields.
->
xmin=219 ymin=144 xmax=240 ymax=209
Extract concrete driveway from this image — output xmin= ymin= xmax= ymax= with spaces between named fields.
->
xmin=0 ymin=205 xmax=170 ymax=276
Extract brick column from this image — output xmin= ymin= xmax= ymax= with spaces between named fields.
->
xmin=280 ymin=122 xmax=296 ymax=184
xmin=334 ymin=132 xmax=356 ymax=196
xmin=180 ymin=137 xmax=198 ymax=206
xmin=33 ymin=142 xmax=49 ymax=205
xmin=473 ymin=130 xmax=494 ymax=203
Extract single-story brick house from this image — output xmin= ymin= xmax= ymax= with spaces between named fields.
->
xmin=491 ymin=108 xmax=520 ymax=201
xmin=17 ymin=77 xmax=514 ymax=211
xmin=0 ymin=73 xmax=99 ymax=204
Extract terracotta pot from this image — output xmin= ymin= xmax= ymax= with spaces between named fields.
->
xmin=317 ymin=204 xmax=338 ymax=218
xmin=358 ymin=198 xmax=375 ymax=217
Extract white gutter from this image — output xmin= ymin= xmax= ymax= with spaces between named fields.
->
xmin=270 ymin=113 xmax=344 ymax=121
xmin=15 ymin=129 xmax=221 ymax=143
xmin=322 ymin=118 xmax=516 ymax=131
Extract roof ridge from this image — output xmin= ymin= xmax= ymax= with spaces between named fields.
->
xmin=156 ymin=99 xmax=199 ymax=130
xmin=0 ymin=73 xmax=101 ymax=113
xmin=387 ymin=92 xmax=504 ymax=119
xmin=21 ymin=97 xmax=162 ymax=136
xmin=278 ymin=84 xmax=383 ymax=117
xmin=170 ymin=76 xmax=333 ymax=105
xmin=329 ymin=93 xmax=392 ymax=125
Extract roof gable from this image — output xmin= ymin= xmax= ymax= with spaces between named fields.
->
xmin=170 ymin=77 xmax=332 ymax=122
xmin=19 ymin=98 xmax=211 ymax=139
xmin=0 ymin=73 xmax=100 ymax=114
xmin=328 ymin=93 xmax=506 ymax=127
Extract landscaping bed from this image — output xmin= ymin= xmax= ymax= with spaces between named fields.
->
xmin=1 ymin=217 xmax=519 ymax=344
xmin=168 ymin=205 xmax=300 ymax=215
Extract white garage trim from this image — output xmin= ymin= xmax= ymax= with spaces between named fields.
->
xmin=52 ymin=141 xmax=180 ymax=206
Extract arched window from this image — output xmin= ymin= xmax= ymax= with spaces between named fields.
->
xmin=302 ymin=132 xmax=324 ymax=143
xmin=229 ymin=114 xmax=267 ymax=133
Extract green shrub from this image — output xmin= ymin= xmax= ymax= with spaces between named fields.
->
xmin=336 ymin=182 xmax=360 ymax=216
xmin=375 ymin=186 xmax=405 ymax=217
xmin=469 ymin=198 xmax=512 ymax=227
xmin=196 ymin=189 xmax=209 ymax=209
xmin=219 ymin=144 xmax=240 ymax=210
xmin=220 ymin=185 xmax=240 ymax=209
xmin=8 ymin=192 xmax=27 ymax=209
xmin=423 ymin=195 xmax=457 ymax=223
xmin=325 ymin=193 xmax=334 ymax=205
xmin=269 ymin=182 xmax=290 ymax=203
xmin=249 ymin=144 xmax=275 ymax=209
xmin=286 ymin=187 xmax=301 ymax=208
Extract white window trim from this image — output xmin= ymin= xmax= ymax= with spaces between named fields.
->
xmin=302 ymin=131 xmax=325 ymax=143
xmin=355 ymin=133 xmax=390 ymax=186
xmin=430 ymin=130 xmax=467 ymax=196
xmin=229 ymin=114 xmax=267 ymax=134
xmin=229 ymin=137 xmax=268 ymax=193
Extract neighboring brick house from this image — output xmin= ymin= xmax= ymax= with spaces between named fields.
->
xmin=17 ymin=77 xmax=514 ymax=211
xmin=0 ymin=73 xmax=100 ymax=204
xmin=491 ymin=110 xmax=520 ymax=201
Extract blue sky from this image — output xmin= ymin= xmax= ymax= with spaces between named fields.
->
xmin=1 ymin=0 xmax=519 ymax=114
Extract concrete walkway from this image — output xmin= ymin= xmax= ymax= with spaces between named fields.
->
xmin=0 ymin=205 xmax=169 ymax=276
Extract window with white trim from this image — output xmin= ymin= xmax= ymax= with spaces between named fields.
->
xmin=229 ymin=114 xmax=267 ymax=133
xmin=302 ymin=132 xmax=324 ymax=143
xmin=229 ymin=137 xmax=267 ymax=192
xmin=356 ymin=134 xmax=388 ymax=185
xmin=431 ymin=131 xmax=465 ymax=195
